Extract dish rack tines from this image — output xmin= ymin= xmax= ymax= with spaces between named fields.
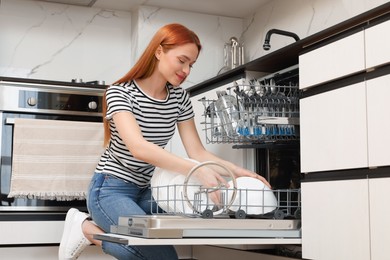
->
xmin=150 ymin=184 xmax=301 ymax=220
xmin=199 ymin=81 xmax=300 ymax=145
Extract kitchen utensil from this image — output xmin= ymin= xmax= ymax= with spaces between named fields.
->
xmin=215 ymin=91 xmax=243 ymax=138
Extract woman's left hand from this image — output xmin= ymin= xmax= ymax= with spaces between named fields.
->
xmin=252 ymin=174 xmax=271 ymax=189
xmin=234 ymin=167 xmax=271 ymax=189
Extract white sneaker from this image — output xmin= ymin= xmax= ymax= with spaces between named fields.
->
xmin=59 ymin=208 xmax=92 ymax=260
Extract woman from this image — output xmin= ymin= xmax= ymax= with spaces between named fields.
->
xmin=59 ymin=23 xmax=270 ymax=260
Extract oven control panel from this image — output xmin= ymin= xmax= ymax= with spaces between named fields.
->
xmin=19 ymin=90 xmax=101 ymax=112
xmin=0 ymin=81 xmax=104 ymax=116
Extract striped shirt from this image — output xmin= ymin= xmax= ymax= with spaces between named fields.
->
xmin=95 ymin=80 xmax=194 ymax=187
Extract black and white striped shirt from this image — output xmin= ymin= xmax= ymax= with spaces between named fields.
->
xmin=95 ymin=80 xmax=194 ymax=187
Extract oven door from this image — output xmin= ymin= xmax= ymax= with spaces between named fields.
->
xmin=0 ymin=112 xmax=102 ymax=221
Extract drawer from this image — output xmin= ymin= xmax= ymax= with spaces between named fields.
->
xmin=365 ymin=19 xmax=390 ymax=70
xmin=299 ymin=31 xmax=365 ymax=89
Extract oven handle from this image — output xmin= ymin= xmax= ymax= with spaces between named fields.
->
xmin=1 ymin=117 xmax=15 ymax=170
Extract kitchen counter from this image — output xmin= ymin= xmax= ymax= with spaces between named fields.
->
xmin=187 ymin=2 xmax=390 ymax=97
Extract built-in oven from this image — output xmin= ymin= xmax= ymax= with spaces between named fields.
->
xmin=0 ymin=78 xmax=105 ymax=222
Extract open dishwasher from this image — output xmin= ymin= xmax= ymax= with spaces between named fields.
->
xmin=108 ymin=161 xmax=301 ymax=240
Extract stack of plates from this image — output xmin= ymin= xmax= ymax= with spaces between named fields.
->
xmin=151 ymin=159 xmax=212 ymax=215
xmin=151 ymin=163 xmax=277 ymax=216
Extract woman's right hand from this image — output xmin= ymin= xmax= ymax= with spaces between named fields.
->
xmin=191 ymin=166 xmax=229 ymax=206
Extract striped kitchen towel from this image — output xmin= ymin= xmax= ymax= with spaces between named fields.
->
xmin=8 ymin=118 xmax=104 ymax=201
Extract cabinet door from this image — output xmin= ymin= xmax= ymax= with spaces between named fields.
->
xmin=369 ymin=177 xmax=390 ymax=260
xmin=299 ymin=31 xmax=365 ymax=89
xmin=300 ymin=82 xmax=368 ymax=173
xmin=301 ymin=179 xmax=370 ymax=260
xmin=365 ymin=20 xmax=390 ymax=70
xmin=366 ymin=74 xmax=390 ymax=167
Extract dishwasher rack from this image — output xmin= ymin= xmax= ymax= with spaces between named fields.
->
xmin=150 ymin=161 xmax=301 ymax=220
xmin=114 ymin=163 xmax=302 ymax=239
xmin=150 ymin=184 xmax=301 ymax=220
xmin=199 ymin=66 xmax=300 ymax=145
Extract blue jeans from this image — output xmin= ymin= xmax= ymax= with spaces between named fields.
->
xmin=87 ymin=173 xmax=178 ymax=260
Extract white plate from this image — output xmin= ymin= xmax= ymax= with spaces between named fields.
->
xmin=151 ymin=166 xmax=178 ymax=213
xmin=151 ymin=159 xmax=216 ymax=215
xmin=170 ymin=174 xmax=214 ymax=214
xmin=226 ymin=177 xmax=277 ymax=215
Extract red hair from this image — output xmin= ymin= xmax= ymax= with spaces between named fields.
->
xmin=102 ymin=23 xmax=202 ymax=147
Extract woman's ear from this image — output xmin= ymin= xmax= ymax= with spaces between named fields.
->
xmin=155 ymin=45 xmax=163 ymax=60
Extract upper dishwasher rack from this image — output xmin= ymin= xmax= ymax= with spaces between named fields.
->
xmin=199 ymin=65 xmax=300 ymax=145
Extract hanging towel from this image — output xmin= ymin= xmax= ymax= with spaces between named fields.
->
xmin=8 ymin=118 xmax=104 ymax=201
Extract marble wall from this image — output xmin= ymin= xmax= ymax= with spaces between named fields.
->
xmin=0 ymin=0 xmax=243 ymax=87
xmin=0 ymin=0 xmax=132 ymax=83
xmin=243 ymin=0 xmax=389 ymax=61
xmin=0 ymin=0 xmax=387 ymax=85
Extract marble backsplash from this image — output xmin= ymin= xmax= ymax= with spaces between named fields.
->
xmin=0 ymin=0 xmax=387 ymax=87
xmin=0 ymin=0 xmax=243 ymax=87
xmin=243 ymin=0 xmax=388 ymax=62
xmin=0 ymin=0 xmax=132 ymax=84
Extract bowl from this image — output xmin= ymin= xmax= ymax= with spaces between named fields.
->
xmin=226 ymin=177 xmax=277 ymax=215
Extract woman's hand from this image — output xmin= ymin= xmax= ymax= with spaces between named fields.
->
xmin=189 ymin=163 xmax=271 ymax=206
xmin=233 ymin=166 xmax=272 ymax=189
xmin=191 ymin=166 xmax=228 ymax=206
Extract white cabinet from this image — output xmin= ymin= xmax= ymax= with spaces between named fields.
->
xmin=302 ymin=177 xmax=390 ymax=260
xmin=301 ymin=179 xmax=370 ymax=260
xmin=299 ymin=16 xmax=390 ymax=260
xmin=300 ymin=18 xmax=390 ymax=172
xmin=300 ymin=82 xmax=368 ymax=172
xmin=365 ymin=20 xmax=390 ymax=70
xmin=300 ymin=75 xmax=390 ymax=172
xmin=366 ymin=74 xmax=390 ymax=167
xmin=300 ymin=19 xmax=390 ymax=90
xmin=369 ymin=177 xmax=390 ymax=260
xmin=299 ymin=31 xmax=365 ymax=89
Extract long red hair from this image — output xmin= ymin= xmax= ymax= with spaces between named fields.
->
xmin=102 ymin=23 xmax=202 ymax=147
